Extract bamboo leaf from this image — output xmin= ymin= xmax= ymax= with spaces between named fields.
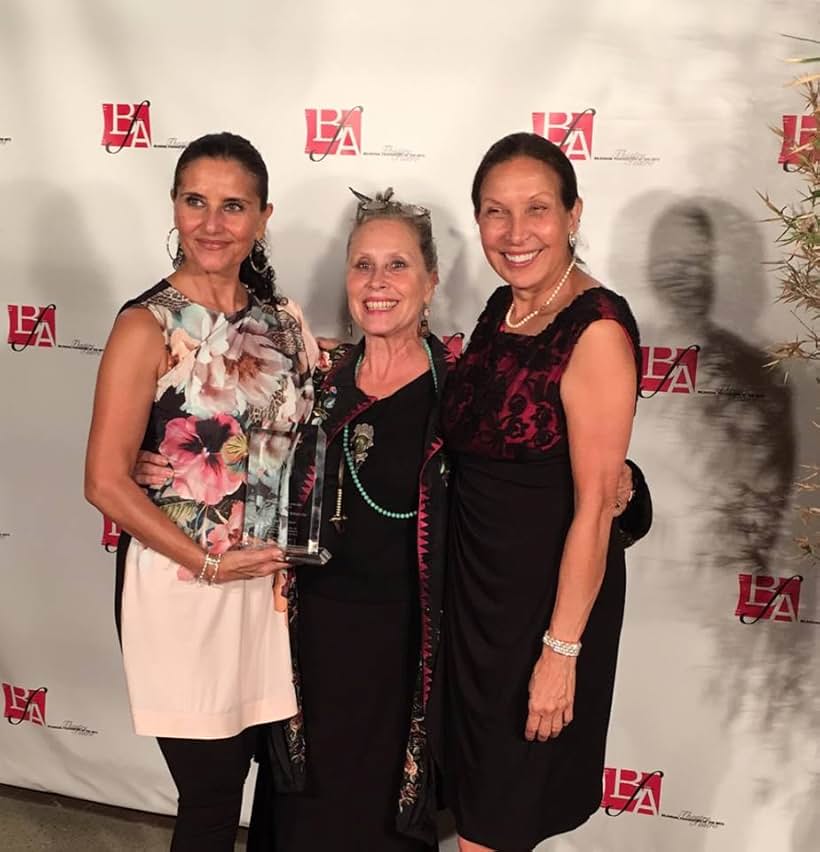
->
xmin=790 ymin=72 xmax=820 ymax=85
xmin=780 ymin=34 xmax=820 ymax=46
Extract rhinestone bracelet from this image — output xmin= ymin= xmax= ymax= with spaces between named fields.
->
xmin=542 ymin=631 xmax=582 ymax=657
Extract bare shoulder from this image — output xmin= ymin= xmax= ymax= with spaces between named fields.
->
xmin=576 ymin=317 xmax=632 ymax=349
xmin=101 ymin=305 xmax=166 ymax=379
xmin=111 ymin=305 xmax=163 ymax=341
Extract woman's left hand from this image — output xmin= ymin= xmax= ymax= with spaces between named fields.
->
xmin=614 ymin=462 xmax=634 ymax=517
xmin=525 ymin=649 xmax=576 ymax=742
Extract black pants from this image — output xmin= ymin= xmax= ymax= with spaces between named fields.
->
xmin=157 ymin=727 xmax=257 ymax=852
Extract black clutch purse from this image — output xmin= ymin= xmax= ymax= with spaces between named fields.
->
xmin=618 ymin=460 xmax=652 ymax=547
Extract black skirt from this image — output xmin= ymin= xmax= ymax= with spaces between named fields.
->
xmin=441 ymin=450 xmax=626 ymax=851
xmin=262 ymin=591 xmax=430 ymax=852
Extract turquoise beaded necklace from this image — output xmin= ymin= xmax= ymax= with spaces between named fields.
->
xmin=341 ymin=338 xmax=437 ymax=520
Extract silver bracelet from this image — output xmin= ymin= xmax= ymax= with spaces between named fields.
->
xmin=542 ymin=631 xmax=581 ymax=657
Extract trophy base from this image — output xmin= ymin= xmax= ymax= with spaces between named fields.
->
xmin=239 ymin=536 xmax=332 ymax=566
xmin=283 ymin=546 xmax=332 ymax=566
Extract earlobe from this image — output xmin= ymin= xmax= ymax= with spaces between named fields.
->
xmin=573 ymin=198 xmax=584 ymax=228
xmin=427 ymin=274 xmax=439 ymax=302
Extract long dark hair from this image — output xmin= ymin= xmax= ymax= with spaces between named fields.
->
xmin=172 ymin=132 xmax=279 ymax=304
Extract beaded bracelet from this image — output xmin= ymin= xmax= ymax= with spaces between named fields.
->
xmin=206 ymin=555 xmax=221 ymax=586
xmin=542 ymin=631 xmax=582 ymax=657
xmin=199 ymin=553 xmax=221 ymax=586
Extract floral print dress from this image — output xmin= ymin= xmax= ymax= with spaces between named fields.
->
xmin=119 ymin=280 xmax=316 ymax=739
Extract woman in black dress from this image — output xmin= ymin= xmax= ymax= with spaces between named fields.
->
xmin=247 ymin=190 xmax=453 ymax=850
xmin=440 ymin=133 xmax=642 ymax=851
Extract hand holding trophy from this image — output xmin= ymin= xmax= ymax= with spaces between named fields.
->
xmin=242 ymin=422 xmax=331 ymax=566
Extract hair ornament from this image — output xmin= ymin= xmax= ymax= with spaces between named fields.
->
xmin=349 ymin=186 xmax=430 ymax=224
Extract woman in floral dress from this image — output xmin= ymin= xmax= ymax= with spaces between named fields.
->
xmin=84 ymin=132 xmax=317 ymax=852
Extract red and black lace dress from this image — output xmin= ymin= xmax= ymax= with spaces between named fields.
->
xmin=440 ymin=285 xmax=641 ymax=850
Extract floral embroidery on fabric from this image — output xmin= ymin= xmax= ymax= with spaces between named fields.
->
xmin=136 ymin=282 xmax=314 ymax=579
xmin=398 ymin=680 xmax=426 ymax=813
xmin=310 ymin=343 xmax=353 ymax=424
xmin=443 ymin=287 xmax=641 ymax=459
xmin=284 ymin=578 xmax=307 ymax=774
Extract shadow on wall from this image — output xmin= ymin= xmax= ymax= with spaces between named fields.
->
xmin=621 ymin=194 xmax=816 ymax=790
xmin=646 ymin=198 xmax=796 ymax=578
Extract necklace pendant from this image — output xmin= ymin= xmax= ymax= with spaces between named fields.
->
xmin=351 ymin=423 xmax=375 ymax=469
xmin=329 ymin=511 xmax=347 ymax=533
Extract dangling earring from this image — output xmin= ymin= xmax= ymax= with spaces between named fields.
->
xmin=568 ymin=231 xmax=577 ymax=251
xmin=250 ymin=238 xmax=269 ymax=274
xmin=419 ymin=303 xmax=431 ymax=338
xmin=166 ymin=227 xmax=184 ymax=269
xmin=345 ymin=314 xmax=354 ymax=339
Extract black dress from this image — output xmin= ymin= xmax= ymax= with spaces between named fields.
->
xmin=271 ymin=371 xmax=436 ymax=852
xmin=440 ymin=287 xmax=641 ymax=851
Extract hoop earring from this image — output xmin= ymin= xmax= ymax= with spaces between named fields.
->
xmin=419 ymin=303 xmax=431 ymax=338
xmin=166 ymin=227 xmax=184 ymax=269
xmin=250 ymin=238 xmax=269 ymax=274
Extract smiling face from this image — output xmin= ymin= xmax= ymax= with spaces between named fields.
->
xmin=172 ymin=156 xmax=272 ymax=278
xmin=346 ymin=218 xmax=437 ymax=343
xmin=476 ymin=156 xmax=582 ymax=297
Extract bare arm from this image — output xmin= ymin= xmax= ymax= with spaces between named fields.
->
xmin=525 ymin=319 xmax=636 ymax=741
xmin=85 ymin=307 xmax=284 ymax=581
xmin=550 ymin=320 xmax=636 ymax=638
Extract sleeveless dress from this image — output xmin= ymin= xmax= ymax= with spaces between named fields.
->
xmin=118 ymin=280 xmax=317 ymax=740
xmin=440 ymin=286 xmax=641 ymax=850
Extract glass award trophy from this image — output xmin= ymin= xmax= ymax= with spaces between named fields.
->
xmin=242 ymin=422 xmax=331 ymax=565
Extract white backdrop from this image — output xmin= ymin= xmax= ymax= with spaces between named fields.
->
xmin=1 ymin=1 xmax=818 ymax=849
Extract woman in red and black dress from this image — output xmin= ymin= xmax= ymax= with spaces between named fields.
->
xmin=440 ymin=133 xmax=643 ymax=852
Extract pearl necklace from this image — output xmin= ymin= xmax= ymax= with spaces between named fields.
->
xmin=341 ymin=338 xmax=437 ymax=520
xmin=504 ymin=257 xmax=576 ymax=329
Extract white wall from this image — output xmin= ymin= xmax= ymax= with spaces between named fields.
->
xmin=1 ymin=2 xmax=817 ymax=848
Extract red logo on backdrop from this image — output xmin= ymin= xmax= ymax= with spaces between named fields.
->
xmin=304 ymin=107 xmax=363 ymax=161
xmin=7 ymin=304 xmax=56 ymax=350
xmin=640 ymin=345 xmax=699 ymax=396
xmin=778 ymin=115 xmax=817 ymax=167
xmin=101 ymin=100 xmax=152 ymax=153
xmin=602 ymin=768 xmax=663 ymax=816
xmin=3 ymin=683 xmax=47 ymax=726
xmin=101 ymin=516 xmax=121 ymax=549
xmin=532 ymin=110 xmax=595 ymax=160
xmin=736 ymin=573 xmax=802 ymax=624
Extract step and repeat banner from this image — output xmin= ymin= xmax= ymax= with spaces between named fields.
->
xmin=1 ymin=2 xmax=817 ymax=849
